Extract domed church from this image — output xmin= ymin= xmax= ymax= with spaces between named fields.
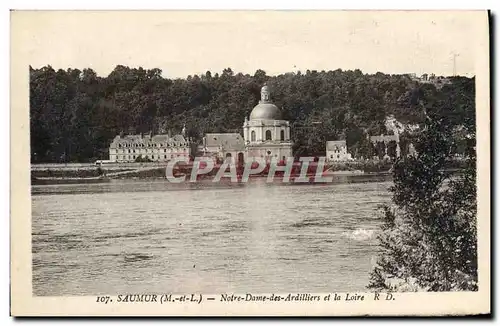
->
xmin=243 ymin=84 xmax=293 ymax=162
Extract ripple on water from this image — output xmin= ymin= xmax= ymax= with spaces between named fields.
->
xmin=93 ymin=229 xmax=163 ymax=241
xmin=31 ymin=178 xmax=391 ymax=295
xmin=341 ymin=228 xmax=377 ymax=241
xmin=123 ymin=253 xmax=155 ymax=263
xmin=289 ymin=217 xmax=335 ymax=228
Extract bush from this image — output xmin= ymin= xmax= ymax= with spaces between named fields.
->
xmin=368 ymin=112 xmax=477 ymax=292
xmin=135 ymin=155 xmax=152 ymax=163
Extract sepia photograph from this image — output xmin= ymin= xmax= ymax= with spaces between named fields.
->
xmin=10 ymin=9 xmax=490 ymax=316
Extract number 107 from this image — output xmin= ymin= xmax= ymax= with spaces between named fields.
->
xmin=96 ymin=296 xmax=111 ymax=304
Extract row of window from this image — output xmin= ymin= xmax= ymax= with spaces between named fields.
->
xmin=113 ymin=148 xmax=188 ymax=154
xmin=115 ymin=154 xmax=187 ymax=161
xmin=117 ymin=143 xmax=187 ymax=148
xmin=250 ymin=130 xmax=286 ymax=142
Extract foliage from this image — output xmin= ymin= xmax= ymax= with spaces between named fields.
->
xmin=30 ymin=65 xmax=473 ymax=163
xmin=326 ymin=160 xmax=393 ymax=173
xmin=368 ymin=77 xmax=477 ymax=292
xmin=134 ymin=155 xmax=152 ymax=163
xmin=31 ymin=168 xmax=110 ymax=178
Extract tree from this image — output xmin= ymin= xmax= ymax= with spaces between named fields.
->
xmin=368 ymin=85 xmax=477 ymax=292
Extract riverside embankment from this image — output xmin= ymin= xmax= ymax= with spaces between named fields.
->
xmin=31 ymin=160 xmax=396 ymax=185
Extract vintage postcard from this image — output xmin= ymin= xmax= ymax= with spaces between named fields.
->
xmin=10 ymin=10 xmax=490 ymax=316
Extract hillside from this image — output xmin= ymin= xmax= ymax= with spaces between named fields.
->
xmin=29 ymin=66 xmax=475 ymax=163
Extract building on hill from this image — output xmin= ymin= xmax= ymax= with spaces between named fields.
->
xmin=109 ymin=130 xmax=194 ymax=163
xmin=411 ymin=73 xmax=452 ymax=89
xmin=326 ymin=140 xmax=352 ymax=162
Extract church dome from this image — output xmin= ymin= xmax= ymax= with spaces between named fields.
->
xmin=250 ymin=103 xmax=282 ymax=120
xmin=249 ymin=84 xmax=282 ymax=120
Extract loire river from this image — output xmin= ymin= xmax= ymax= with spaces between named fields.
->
xmin=31 ymin=175 xmax=392 ymax=296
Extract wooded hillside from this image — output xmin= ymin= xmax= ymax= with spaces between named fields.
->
xmin=29 ymin=66 xmax=475 ymax=163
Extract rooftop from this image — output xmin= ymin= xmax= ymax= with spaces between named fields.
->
xmin=205 ymin=133 xmax=245 ymax=151
xmin=110 ymin=133 xmax=188 ymax=146
xmin=326 ymin=140 xmax=346 ymax=151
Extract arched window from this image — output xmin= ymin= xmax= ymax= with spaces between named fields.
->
xmin=251 ymin=130 xmax=256 ymax=142
xmin=265 ymin=130 xmax=272 ymax=141
xmin=280 ymin=130 xmax=285 ymax=141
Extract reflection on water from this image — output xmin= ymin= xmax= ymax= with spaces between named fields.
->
xmin=32 ymin=176 xmax=392 ymax=296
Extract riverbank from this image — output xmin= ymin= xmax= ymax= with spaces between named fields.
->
xmin=31 ymin=162 xmax=386 ymax=184
xmin=30 ymin=159 xmax=465 ymax=185
xmin=31 ymin=169 xmax=376 ymax=185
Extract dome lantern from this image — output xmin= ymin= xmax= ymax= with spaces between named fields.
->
xmin=260 ymin=83 xmax=270 ymax=103
xmin=250 ymin=83 xmax=282 ymax=120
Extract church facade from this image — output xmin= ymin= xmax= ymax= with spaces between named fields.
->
xmin=242 ymin=84 xmax=293 ymax=162
xmin=199 ymin=84 xmax=293 ymax=164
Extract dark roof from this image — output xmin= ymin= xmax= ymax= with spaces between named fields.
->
xmin=326 ymin=140 xmax=346 ymax=151
xmin=250 ymin=103 xmax=282 ymax=120
xmin=205 ymin=133 xmax=245 ymax=151
xmin=110 ymin=133 xmax=187 ymax=147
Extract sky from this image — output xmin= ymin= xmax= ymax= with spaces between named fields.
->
xmin=12 ymin=10 xmax=487 ymax=78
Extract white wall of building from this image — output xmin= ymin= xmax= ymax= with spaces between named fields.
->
xmin=245 ymin=145 xmax=293 ymax=163
xmin=109 ymin=135 xmax=191 ymax=163
xmin=326 ymin=141 xmax=351 ymax=162
xmin=243 ymin=119 xmax=291 ymax=144
xmin=242 ymin=119 xmax=293 ymax=163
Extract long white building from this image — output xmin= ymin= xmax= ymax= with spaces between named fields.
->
xmin=109 ymin=132 xmax=192 ymax=163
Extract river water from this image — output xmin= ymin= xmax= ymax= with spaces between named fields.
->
xmin=31 ymin=175 xmax=392 ymax=296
